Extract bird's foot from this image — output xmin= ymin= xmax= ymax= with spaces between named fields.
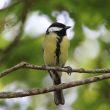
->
xmin=64 ymin=66 xmax=72 ymax=76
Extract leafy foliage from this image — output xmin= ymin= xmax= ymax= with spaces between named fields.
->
xmin=0 ymin=0 xmax=110 ymax=110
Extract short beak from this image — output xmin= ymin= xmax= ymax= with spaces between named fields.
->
xmin=65 ymin=26 xmax=71 ymax=30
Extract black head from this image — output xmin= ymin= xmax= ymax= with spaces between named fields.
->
xmin=46 ymin=22 xmax=71 ymax=37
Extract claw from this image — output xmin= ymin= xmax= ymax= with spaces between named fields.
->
xmin=64 ymin=66 xmax=72 ymax=76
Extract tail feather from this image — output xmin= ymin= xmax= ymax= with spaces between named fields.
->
xmin=54 ymin=90 xmax=65 ymax=105
xmin=49 ymin=70 xmax=65 ymax=105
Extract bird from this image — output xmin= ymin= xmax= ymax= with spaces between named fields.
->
xmin=43 ymin=22 xmax=71 ymax=105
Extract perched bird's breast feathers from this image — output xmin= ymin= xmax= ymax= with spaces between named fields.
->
xmin=43 ymin=33 xmax=57 ymax=65
xmin=43 ymin=32 xmax=69 ymax=66
xmin=60 ymin=36 xmax=70 ymax=66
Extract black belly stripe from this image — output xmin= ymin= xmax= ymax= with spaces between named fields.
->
xmin=55 ymin=37 xmax=63 ymax=65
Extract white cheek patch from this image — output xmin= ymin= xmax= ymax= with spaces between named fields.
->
xmin=49 ymin=27 xmax=63 ymax=32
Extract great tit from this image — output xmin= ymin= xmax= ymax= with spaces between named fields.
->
xmin=43 ymin=22 xmax=71 ymax=105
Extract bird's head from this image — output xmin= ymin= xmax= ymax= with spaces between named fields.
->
xmin=46 ymin=22 xmax=71 ymax=36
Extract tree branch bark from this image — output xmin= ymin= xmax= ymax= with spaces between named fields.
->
xmin=1 ymin=61 xmax=110 ymax=78
xmin=0 ymin=72 xmax=110 ymax=98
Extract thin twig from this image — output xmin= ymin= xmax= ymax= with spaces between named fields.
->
xmin=0 ymin=72 xmax=110 ymax=98
xmin=1 ymin=61 xmax=110 ymax=78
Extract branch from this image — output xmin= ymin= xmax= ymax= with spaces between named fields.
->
xmin=1 ymin=61 xmax=110 ymax=79
xmin=0 ymin=72 xmax=110 ymax=98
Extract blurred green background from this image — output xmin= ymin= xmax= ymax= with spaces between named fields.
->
xmin=0 ymin=0 xmax=110 ymax=110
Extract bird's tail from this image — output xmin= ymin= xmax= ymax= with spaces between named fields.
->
xmin=49 ymin=70 xmax=65 ymax=105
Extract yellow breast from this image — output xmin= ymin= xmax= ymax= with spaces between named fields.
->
xmin=59 ymin=36 xmax=70 ymax=66
xmin=43 ymin=33 xmax=70 ymax=66
xmin=43 ymin=33 xmax=57 ymax=66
